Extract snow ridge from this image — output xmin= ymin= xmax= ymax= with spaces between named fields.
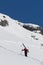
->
xmin=0 ymin=13 xmax=43 ymax=65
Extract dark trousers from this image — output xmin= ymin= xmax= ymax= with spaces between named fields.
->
xmin=25 ymin=51 xmax=27 ymax=57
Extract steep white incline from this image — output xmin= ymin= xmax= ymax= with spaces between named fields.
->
xmin=0 ymin=13 xmax=43 ymax=65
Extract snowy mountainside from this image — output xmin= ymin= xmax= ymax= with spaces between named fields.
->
xmin=0 ymin=13 xmax=43 ymax=65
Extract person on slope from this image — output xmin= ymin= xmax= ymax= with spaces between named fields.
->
xmin=22 ymin=44 xmax=29 ymax=57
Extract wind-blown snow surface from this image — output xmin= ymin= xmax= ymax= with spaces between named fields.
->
xmin=0 ymin=13 xmax=43 ymax=65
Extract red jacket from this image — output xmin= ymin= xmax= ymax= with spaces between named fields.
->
xmin=22 ymin=48 xmax=29 ymax=52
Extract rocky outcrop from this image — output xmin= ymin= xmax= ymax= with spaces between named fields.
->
xmin=0 ymin=20 xmax=9 ymax=26
xmin=23 ymin=24 xmax=43 ymax=35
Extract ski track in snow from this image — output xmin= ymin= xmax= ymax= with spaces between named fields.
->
xmin=0 ymin=40 xmax=43 ymax=65
xmin=0 ymin=44 xmax=43 ymax=65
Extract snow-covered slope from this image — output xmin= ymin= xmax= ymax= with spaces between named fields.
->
xmin=0 ymin=13 xmax=43 ymax=65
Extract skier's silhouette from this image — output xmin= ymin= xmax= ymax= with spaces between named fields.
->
xmin=22 ymin=44 xmax=29 ymax=57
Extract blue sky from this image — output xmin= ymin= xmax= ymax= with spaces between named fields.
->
xmin=0 ymin=0 xmax=43 ymax=27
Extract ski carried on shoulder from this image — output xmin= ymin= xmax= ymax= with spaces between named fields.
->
xmin=22 ymin=43 xmax=26 ymax=48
